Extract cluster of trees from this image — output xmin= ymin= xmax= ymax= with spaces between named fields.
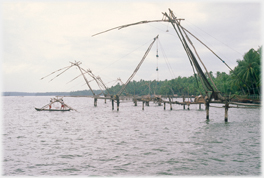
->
xmin=230 ymin=47 xmax=261 ymax=95
xmin=106 ymin=47 xmax=261 ymax=97
xmin=69 ymin=90 xmax=103 ymax=96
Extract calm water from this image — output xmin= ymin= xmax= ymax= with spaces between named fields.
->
xmin=2 ymin=96 xmax=261 ymax=176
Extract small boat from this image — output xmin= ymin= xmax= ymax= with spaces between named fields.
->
xmin=35 ymin=108 xmax=71 ymax=111
xmin=35 ymin=96 xmax=76 ymax=112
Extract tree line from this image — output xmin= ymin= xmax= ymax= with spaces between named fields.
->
xmin=106 ymin=47 xmax=261 ymax=97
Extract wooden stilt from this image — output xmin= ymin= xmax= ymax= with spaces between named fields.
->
xmin=164 ymin=102 xmax=166 ymax=110
xmin=183 ymin=95 xmax=185 ymax=110
xmin=116 ymin=95 xmax=120 ymax=111
xmin=146 ymin=101 xmax=149 ymax=106
xmin=134 ymin=99 xmax=137 ymax=106
xmin=94 ymin=97 xmax=97 ymax=107
xmin=225 ymin=99 xmax=229 ymax=122
xmin=111 ymin=96 xmax=114 ymax=110
xmin=187 ymin=103 xmax=190 ymax=110
xmin=205 ymin=100 xmax=209 ymax=120
xmin=169 ymin=97 xmax=172 ymax=110
xmin=199 ymin=103 xmax=201 ymax=110
xmin=142 ymin=101 xmax=144 ymax=110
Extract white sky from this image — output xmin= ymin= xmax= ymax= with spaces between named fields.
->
xmin=0 ymin=0 xmax=262 ymax=92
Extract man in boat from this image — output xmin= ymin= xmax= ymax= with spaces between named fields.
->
xmin=61 ymin=100 xmax=65 ymax=110
xmin=49 ymin=99 xmax=52 ymax=110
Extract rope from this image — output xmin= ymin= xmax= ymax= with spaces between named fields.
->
xmin=158 ymin=40 xmax=176 ymax=78
xmin=117 ymin=35 xmax=159 ymax=96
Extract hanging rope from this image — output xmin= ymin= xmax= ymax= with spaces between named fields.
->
xmin=156 ymin=38 xmax=159 ymax=81
xmin=117 ymin=35 xmax=159 ymax=96
xmin=158 ymin=40 xmax=175 ymax=78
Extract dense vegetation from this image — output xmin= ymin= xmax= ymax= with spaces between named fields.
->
xmin=106 ymin=47 xmax=261 ymax=97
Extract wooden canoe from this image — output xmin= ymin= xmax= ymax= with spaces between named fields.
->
xmin=35 ymin=108 xmax=71 ymax=111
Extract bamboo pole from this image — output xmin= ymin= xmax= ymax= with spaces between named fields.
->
xmin=71 ymin=62 xmax=95 ymax=95
xmin=40 ymin=66 xmax=72 ymax=80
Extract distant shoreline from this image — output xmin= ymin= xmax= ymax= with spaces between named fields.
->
xmin=2 ymin=92 xmax=71 ymax=96
xmin=2 ymin=90 xmax=103 ymax=96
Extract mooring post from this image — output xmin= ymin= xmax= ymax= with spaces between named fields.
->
xmin=169 ymin=97 xmax=172 ymax=110
xmin=116 ymin=95 xmax=120 ymax=111
xmin=111 ymin=95 xmax=114 ymax=111
xmin=94 ymin=97 xmax=97 ymax=107
xmin=183 ymin=95 xmax=185 ymax=110
xmin=146 ymin=101 xmax=149 ymax=106
xmin=164 ymin=102 xmax=166 ymax=110
xmin=134 ymin=98 xmax=137 ymax=106
xmin=142 ymin=101 xmax=144 ymax=110
xmin=225 ymin=97 xmax=229 ymax=122
xmin=205 ymin=99 xmax=209 ymax=120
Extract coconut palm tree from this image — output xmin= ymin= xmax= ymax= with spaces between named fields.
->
xmin=231 ymin=47 xmax=261 ymax=95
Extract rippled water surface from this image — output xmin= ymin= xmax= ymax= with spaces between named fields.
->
xmin=3 ymin=96 xmax=261 ymax=176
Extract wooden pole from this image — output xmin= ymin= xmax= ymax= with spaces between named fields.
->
xmin=146 ymin=101 xmax=149 ymax=106
xmin=225 ymin=97 xmax=229 ymax=122
xmin=142 ymin=101 xmax=144 ymax=110
xmin=199 ymin=103 xmax=201 ymax=110
xmin=164 ymin=102 xmax=166 ymax=110
xmin=134 ymin=99 xmax=137 ymax=106
xmin=94 ymin=97 xmax=97 ymax=107
xmin=169 ymin=97 xmax=172 ymax=110
xmin=183 ymin=95 xmax=185 ymax=110
xmin=187 ymin=103 xmax=190 ymax=110
xmin=205 ymin=99 xmax=209 ymax=120
xmin=111 ymin=96 xmax=114 ymax=110
xmin=116 ymin=95 xmax=120 ymax=111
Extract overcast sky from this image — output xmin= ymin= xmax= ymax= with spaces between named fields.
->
xmin=0 ymin=0 xmax=262 ymax=92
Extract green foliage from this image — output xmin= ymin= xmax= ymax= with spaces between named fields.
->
xmin=107 ymin=47 xmax=261 ymax=97
xmin=69 ymin=90 xmax=103 ymax=96
xmin=230 ymin=46 xmax=261 ymax=95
